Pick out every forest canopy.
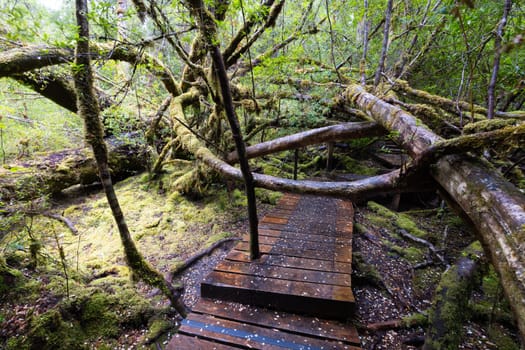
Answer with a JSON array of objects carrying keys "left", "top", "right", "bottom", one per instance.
[{"left": 1, "top": 0, "right": 525, "bottom": 348}]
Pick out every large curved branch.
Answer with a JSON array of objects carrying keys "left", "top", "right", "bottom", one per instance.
[
  {"left": 227, "top": 121, "right": 385, "bottom": 163},
  {"left": 171, "top": 98, "right": 417, "bottom": 202},
  {"left": 0, "top": 46, "right": 73, "bottom": 77},
  {"left": 0, "top": 44, "right": 181, "bottom": 96},
  {"left": 13, "top": 72, "right": 79, "bottom": 113}
]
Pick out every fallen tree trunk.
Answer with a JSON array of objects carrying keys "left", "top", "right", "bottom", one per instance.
[
  {"left": 345, "top": 84, "right": 525, "bottom": 341},
  {"left": 227, "top": 121, "right": 385, "bottom": 163},
  {"left": 171, "top": 91, "right": 430, "bottom": 201},
  {"left": 0, "top": 138, "right": 147, "bottom": 202}
]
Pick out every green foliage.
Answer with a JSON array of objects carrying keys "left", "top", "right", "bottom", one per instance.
[{"left": 0, "top": 81, "right": 82, "bottom": 161}]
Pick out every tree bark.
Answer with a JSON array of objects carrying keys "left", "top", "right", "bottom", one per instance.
[
  {"left": 226, "top": 121, "right": 385, "bottom": 163},
  {"left": 487, "top": 0, "right": 513, "bottom": 119},
  {"left": 0, "top": 138, "right": 147, "bottom": 201},
  {"left": 188, "top": 0, "right": 261, "bottom": 260},
  {"left": 345, "top": 83, "right": 525, "bottom": 341}
]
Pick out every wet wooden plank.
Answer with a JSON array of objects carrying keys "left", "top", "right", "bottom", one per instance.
[
  {"left": 259, "top": 228, "right": 352, "bottom": 244},
  {"left": 181, "top": 312, "right": 361, "bottom": 350},
  {"left": 226, "top": 250, "right": 352, "bottom": 274},
  {"left": 201, "top": 271, "right": 354, "bottom": 319},
  {"left": 192, "top": 298, "right": 361, "bottom": 345},
  {"left": 241, "top": 234, "right": 349, "bottom": 252},
  {"left": 260, "top": 216, "right": 288, "bottom": 225},
  {"left": 213, "top": 259, "right": 351, "bottom": 286},
  {"left": 234, "top": 241, "right": 352, "bottom": 263}
]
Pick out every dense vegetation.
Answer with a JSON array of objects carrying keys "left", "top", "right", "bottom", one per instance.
[{"left": 0, "top": 0, "right": 524, "bottom": 348}]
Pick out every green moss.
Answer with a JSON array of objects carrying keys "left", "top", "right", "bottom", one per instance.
[
  {"left": 488, "top": 326, "right": 520, "bottom": 350},
  {"left": 204, "top": 231, "right": 233, "bottom": 247},
  {"left": 367, "top": 213, "right": 392, "bottom": 229},
  {"left": 353, "top": 222, "right": 368, "bottom": 234},
  {"left": 255, "top": 188, "right": 282, "bottom": 205},
  {"left": 367, "top": 201, "right": 428, "bottom": 238},
  {"left": 463, "top": 119, "right": 515, "bottom": 134},
  {"left": 390, "top": 245, "right": 425, "bottom": 263},
  {"left": 145, "top": 318, "right": 174, "bottom": 344},
  {"left": 401, "top": 312, "right": 428, "bottom": 327},
  {"left": 339, "top": 155, "right": 378, "bottom": 175},
  {"left": 0, "top": 256, "right": 24, "bottom": 294}
]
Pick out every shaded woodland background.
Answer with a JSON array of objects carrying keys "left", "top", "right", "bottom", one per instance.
[{"left": 0, "top": 0, "right": 524, "bottom": 349}]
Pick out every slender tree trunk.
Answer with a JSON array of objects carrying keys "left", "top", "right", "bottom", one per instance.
[
  {"left": 188, "top": 0, "right": 260, "bottom": 260},
  {"left": 487, "top": 0, "right": 512, "bottom": 119},
  {"left": 73, "top": 0, "right": 187, "bottom": 317},
  {"left": 360, "top": 0, "right": 369, "bottom": 86},
  {"left": 374, "top": 0, "right": 393, "bottom": 87}
]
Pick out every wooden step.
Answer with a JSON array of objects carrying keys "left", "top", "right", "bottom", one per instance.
[{"left": 169, "top": 298, "right": 361, "bottom": 350}]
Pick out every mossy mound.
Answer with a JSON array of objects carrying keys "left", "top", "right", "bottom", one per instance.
[
  {"left": 1, "top": 166, "right": 261, "bottom": 348},
  {"left": 7, "top": 282, "right": 170, "bottom": 350},
  {"left": 367, "top": 201, "right": 428, "bottom": 238}
]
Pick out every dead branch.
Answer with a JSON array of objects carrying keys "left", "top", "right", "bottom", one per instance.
[
  {"left": 227, "top": 121, "right": 385, "bottom": 163},
  {"left": 171, "top": 237, "right": 240, "bottom": 277},
  {"left": 397, "top": 229, "right": 445, "bottom": 265}
]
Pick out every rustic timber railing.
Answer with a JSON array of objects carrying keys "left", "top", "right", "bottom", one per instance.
[{"left": 168, "top": 194, "right": 361, "bottom": 349}]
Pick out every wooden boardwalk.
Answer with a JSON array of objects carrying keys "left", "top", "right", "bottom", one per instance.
[{"left": 168, "top": 194, "right": 360, "bottom": 349}]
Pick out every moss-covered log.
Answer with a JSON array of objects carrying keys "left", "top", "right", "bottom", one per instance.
[
  {"left": 345, "top": 84, "right": 525, "bottom": 341},
  {"left": 423, "top": 242, "right": 485, "bottom": 349},
  {"left": 0, "top": 43, "right": 180, "bottom": 98},
  {"left": 227, "top": 121, "right": 385, "bottom": 163},
  {"left": 0, "top": 138, "right": 147, "bottom": 201}
]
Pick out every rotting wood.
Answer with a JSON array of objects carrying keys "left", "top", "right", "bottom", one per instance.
[
  {"left": 423, "top": 242, "right": 485, "bottom": 350},
  {"left": 345, "top": 83, "right": 525, "bottom": 341},
  {"left": 0, "top": 137, "right": 147, "bottom": 202}
]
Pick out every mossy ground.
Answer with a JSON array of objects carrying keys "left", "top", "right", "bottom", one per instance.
[{"left": 0, "top": 166, "right": 279, "bottom": 349}]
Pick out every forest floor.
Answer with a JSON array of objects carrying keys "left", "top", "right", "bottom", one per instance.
[{"left": 0, "top": 167, "right": 521, "bottom": 349}]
